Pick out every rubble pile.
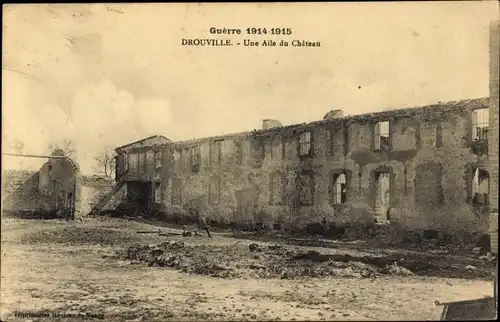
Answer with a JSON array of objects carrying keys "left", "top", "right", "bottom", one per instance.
[
  {"left": 123, "top": 241, "right": 235, "bottom": 278},
  {"left": 120, "top": 241, "right": 418, "bottom": 280}
]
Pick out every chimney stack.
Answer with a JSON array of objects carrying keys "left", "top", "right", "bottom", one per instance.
[
  {"left": 262, "top": 119, "right": 283, "bottom": 130},
  {"left": 323, "top": 109, "right": 344, "bottom": 120}
]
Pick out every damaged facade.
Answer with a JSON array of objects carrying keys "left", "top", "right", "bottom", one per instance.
[
  {"left": 2, "top": 150, "right": 82, "bottom": 219},
  {"left": 112, "top": 135, "right": 174, "bottom": 215},
  {"left": 114, "top": 98, "right": 492, "bottom": 236}
]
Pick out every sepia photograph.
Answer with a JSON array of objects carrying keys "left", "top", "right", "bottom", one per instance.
[{"left": 1, "top": 2, "right": 499, "bottom": 321}]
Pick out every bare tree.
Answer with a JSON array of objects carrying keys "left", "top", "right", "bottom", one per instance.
[
  {"left": 48, "top": 140, "right": 76, "bottom": 158},
  {"left": 94, "top": 146, "right": 116, "bottom": 179}
]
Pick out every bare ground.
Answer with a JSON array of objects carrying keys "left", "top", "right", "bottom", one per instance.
[{"left": 1, "top": 216, "right": 496, "bottom": 321}]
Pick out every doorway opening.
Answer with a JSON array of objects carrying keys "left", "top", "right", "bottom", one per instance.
[
  {"left": 374, "top": 171, "right": 390, "bottom": 222},
  {"left": 126, "top": 181, "right": 153, "bottom": 215}
]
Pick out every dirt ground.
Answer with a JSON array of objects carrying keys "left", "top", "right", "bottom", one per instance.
[{"left": 1, "top": 216, "right": 496, "bottom": 321}]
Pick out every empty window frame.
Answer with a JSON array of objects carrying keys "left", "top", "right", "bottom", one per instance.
[
  {"left": 271, "top": 137, "right": 284, "bottom": 160},
  {"left": 209, "top": 176, "right": 221, "bottom": 205},
  {"left": 171, "top": 177, "right": 182, "bottom": 205},
  {"left": 472, "top": 168, "right": 489, "bottom": 206},
  {"left": 332, "top": 133, "right": 345, "bottom": 157},
  {"left": 191, "top": 145, "right": 200, "bottom": 166},
  {"left": 421, "top": 123, "right": 437, "bottom": 148},
  {"left": 122, "top": 184, "right": 128, "bottom": 201},
  {"left": 154, "top": 151, "right": 162, "bottom": 179},
  {"left": 332, "top": 172, "right": 347, "bottom": 204},
  {"left": 299, "top": 131, "right": 312, "bottom": 156},
  {"left": 128, "top": 153, "right": 138, "bottom": 176},
  {"left": 374, "top": 121, "right": 390, "bottom": 151},
  {"left": 472, "top": 108, "right": 489, "bottom": 141},
  {"left": 123, "top": 154, "right": 129, "bottom": 172},
  {"left": 138, "top": 152, "right": 148, "bottom": 175},
  {"left": 234, "top": 141, "right": 243, "bottom": 165},
  {"left": 374, "top": 171, "right": 391, "bottom": 221},
  {"left": 155, "top": 151, "right": 162, "bottom": 169},
  {"left": 250, "top": 138, "right": 265, "bottom": 167},
  {"left": 211, "top": 140, "right": 223, "bottom": 165},
  {"left": 146, "top": 151, "right": 155, "bottom": 169}
]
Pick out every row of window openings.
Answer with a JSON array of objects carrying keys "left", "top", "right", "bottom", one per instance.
[
  {"left": 182, "top": 110, "right": 490, "bottom": 166},
  {"left": 170, "top": 168, "right": 489, "bottom": 208},
  {"left": 170, "top": 172, "right": 367, "bottom": 207},
  {"left": 122, "top": 109, "right": 489, "bottom": 174},
  {"left": 372, "top": 109, "right": 489, "bottom": 151},
  {"left": 125, "top": 152, "right": 163, "bottom": 175}
]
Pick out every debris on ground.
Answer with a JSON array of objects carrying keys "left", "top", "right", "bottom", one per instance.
[
  {"left": 20, "top": 226, "right": 143, "bottom": 246},
  {"left": 249, "top": 243, "right": 263, "bottom": 252},
  {"left": 119, "top": 240, "right": 493, "bottom": 280},
  {"left": 16, "top": 222, "right": 494, "bottom": 281}
]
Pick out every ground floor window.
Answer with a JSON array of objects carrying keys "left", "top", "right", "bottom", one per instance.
[
  {"left": 374, "top": 171, "right": 390, "bottom": 222},
  {"left": 209, "top": 176, "right": 221, "bottom": 205},
  {"left": 171, "top": 177, "right": 182, "bottom": 205},
  {"left": 472, "top": 167, "right": 489, "bottom": 207},
  {"left": 332, "top": 172, "right": 347, "bottom": 204}
]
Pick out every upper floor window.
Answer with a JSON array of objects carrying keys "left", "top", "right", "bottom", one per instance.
[
  {"left": 155, "top": 151, "right": 162, "bottom": 169},
  {"left": 139, "top": 152, "right": 148, "bottom": 174},
  {"left": 155, "top": 151, "right": 162, "bottom": 179},
  {"left": 271, "top": 137, "right": 284, "bottom": 160},
  {"left": 234, "top": 141, "right": 243, "bottom": 165},
  {"left": 123, "top": 154, "right": 129, "bottom": 172},
  {"left": 421, "top": 123, "right": 437, "bottom": 148},
  {"left": 331, "top": 131, "right": 346, "bottom": 159},
  {"left": 472, "top": 108, "right": 489, "bottom": 141},
  {"left": 299, "top": 131, "right": 312, "bottom": 156},
  {"left": 128, "top": 153, "right": 138, "bottom": 176},
  {"left": 191, "top": 145, "right": 200, "bottom": 166},
  {"left": 374, "top": 121, "right": 390, "bottom": 151},
  {"left": 211, "top": 140, "right": 223, "bottom": 165}
]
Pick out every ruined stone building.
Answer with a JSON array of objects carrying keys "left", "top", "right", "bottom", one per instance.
[
  {"left": 110, "top": 135, "right": 174, "bottom": 215},
  {"left": 113, "top": 98, "right": 493, "bottom": 236},
  {"left": 2, "top": 150, "right": 82, "bottom": 219}
]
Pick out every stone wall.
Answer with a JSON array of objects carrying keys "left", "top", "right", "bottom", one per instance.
[
  {"left": 160, "top": 98, "right": 490, "bottom": 236},
  {"left": 1, "top": 170, "right": 43, "bottom": 213},
  {"left": 2, "top": 154, "right": 81, "bottom": 219}
]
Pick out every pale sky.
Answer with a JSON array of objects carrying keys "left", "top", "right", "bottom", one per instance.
[{"left": 2, "top": 2, "right": 499, "bottom": 174}]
